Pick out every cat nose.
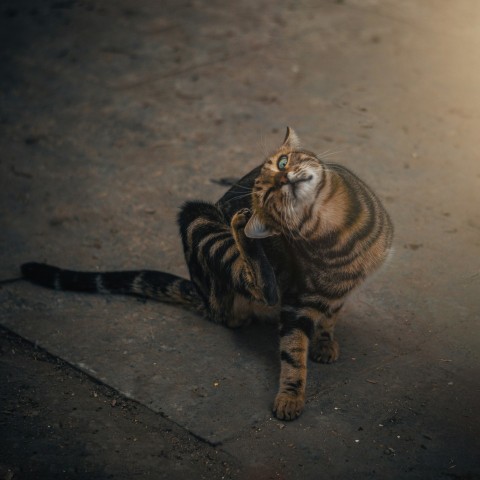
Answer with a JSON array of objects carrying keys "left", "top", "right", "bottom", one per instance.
[{"left": 279, "top": 174, "right": 289, "bottom": 185}]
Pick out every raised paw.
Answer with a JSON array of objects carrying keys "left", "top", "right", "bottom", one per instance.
[
  {"left": 231, "top": 208, "right": 252, "bottom": 230},
  {"left": 309, "top": 339, "right": 340, "bottom": 364},
  {"left": 273, "top": 393, "right": 305, "bottom": 421}
]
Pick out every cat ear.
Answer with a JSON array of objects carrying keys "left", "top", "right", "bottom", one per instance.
[
  {"left": 282, "top": 126, "right": 301, "bottom": 150},
  {"left": 244, "top": 214, "right": 277, "bottom": 238}
]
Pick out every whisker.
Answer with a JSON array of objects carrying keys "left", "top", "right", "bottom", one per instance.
[
  {"left": 317, "top": 149, "right": 345, "bottom": 160},
  {"left": 221, "top": 192, "right": 253, "bottom": 204},
  {"left": 324, "top": 163, "right": 346, "bottom": 170},
  {"left": 226, "top": 191, "right": 252, "bottom": 200},
  {"left": 226, "top": 184, "right": 252, "bottom": 191}
]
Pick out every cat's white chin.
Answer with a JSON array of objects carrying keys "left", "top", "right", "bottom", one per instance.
[{"left": 289, "top": 173, "right": 318, "bottom": 204}]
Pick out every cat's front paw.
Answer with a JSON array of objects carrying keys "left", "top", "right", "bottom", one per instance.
[
  {"left": 309, "top": 339, "right": 340, "bottom": 364},
  {"left": 273, "top": 393, "right": 305, "bottom": 421},
  {"left": 231, "top": 208, "right": 252, "bottom": 230}
]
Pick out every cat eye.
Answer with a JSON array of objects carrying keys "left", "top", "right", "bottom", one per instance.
[{"left": 277, "top": 155, "right": 288, "bottom": 170}]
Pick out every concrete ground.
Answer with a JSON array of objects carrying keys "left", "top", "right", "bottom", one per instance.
[{"left": 1, "top": 0, "right": 480, "bottom": 478}]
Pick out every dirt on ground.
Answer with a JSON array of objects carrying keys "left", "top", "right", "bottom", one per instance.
[{"left": 0, "top": 326, "right": 241, "bottom": 480}]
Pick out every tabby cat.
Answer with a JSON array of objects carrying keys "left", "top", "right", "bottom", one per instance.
[{"left": 21, "top": 128, "right": 393, "bottom": 420}]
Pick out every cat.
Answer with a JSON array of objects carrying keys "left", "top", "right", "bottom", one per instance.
[{"left": 21, "top": 127, "right": 393, "bottom": 420}]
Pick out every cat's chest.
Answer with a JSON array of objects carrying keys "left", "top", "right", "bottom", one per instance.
[
  {"left": 263, "top": 239, "right": 342, "bottom": 294},
  {"left": 294, "top": 262, "right": 324, "bottom": 290},
  {"left": 289, "top": 251, "right": 343, "bottom": 291}
]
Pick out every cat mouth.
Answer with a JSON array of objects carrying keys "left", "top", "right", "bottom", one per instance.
[
  {"left": 285, "top": 175, "right": 313, "bottom": 198},
  {"left": 262, "top": 175, "right": 313, "bottom": 204},
  {"left": 289, "top": 175, "right": 313, "bottom": 186}
]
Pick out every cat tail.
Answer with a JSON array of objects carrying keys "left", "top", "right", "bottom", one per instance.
[{"left": 21, "top": 262, "right": 205, "bottom": 314}]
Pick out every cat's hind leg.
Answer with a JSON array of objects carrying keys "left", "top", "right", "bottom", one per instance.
[
  {"left": 230, "top": 208, "right": 278, "bottom": 306},
  {"left": 178, "top": 202, "right": 278, "bottom": 325}
]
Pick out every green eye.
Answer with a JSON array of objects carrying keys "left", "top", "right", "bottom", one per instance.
[{"left": 277, "top": 155, "right": 288, "bottom": 170}]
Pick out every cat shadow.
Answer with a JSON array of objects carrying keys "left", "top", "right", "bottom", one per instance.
[
  {"left": 223, "top": 301, "right": 393, "bottom": 382},
  {"left": 228, "top": 321, "right": 280, "bottom": 373}
]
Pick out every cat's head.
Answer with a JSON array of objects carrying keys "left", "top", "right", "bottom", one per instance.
[{"left": 245, "top": 127, "right": 326, "bottom": 239}]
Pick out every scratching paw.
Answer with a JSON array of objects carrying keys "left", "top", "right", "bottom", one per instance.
[
  {"left": 231, "top": 208, "right": 252, "bottom": 230},
  {"left": 273, "top": 393, "right": 305, "bottom": 421},
  {"left": 310, "top": 339, "right": 340, "bottom": 364}
]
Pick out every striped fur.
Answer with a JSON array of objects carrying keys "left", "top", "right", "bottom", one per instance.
[
  {"left": 21, "top": 263, "right": 205, "bottom": 313},
  {"left": 21, "top": 127, "right": 393, "bottom": 421},
  {"left": 237, "top": 127, "right": 393, "bottom": 420}
]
